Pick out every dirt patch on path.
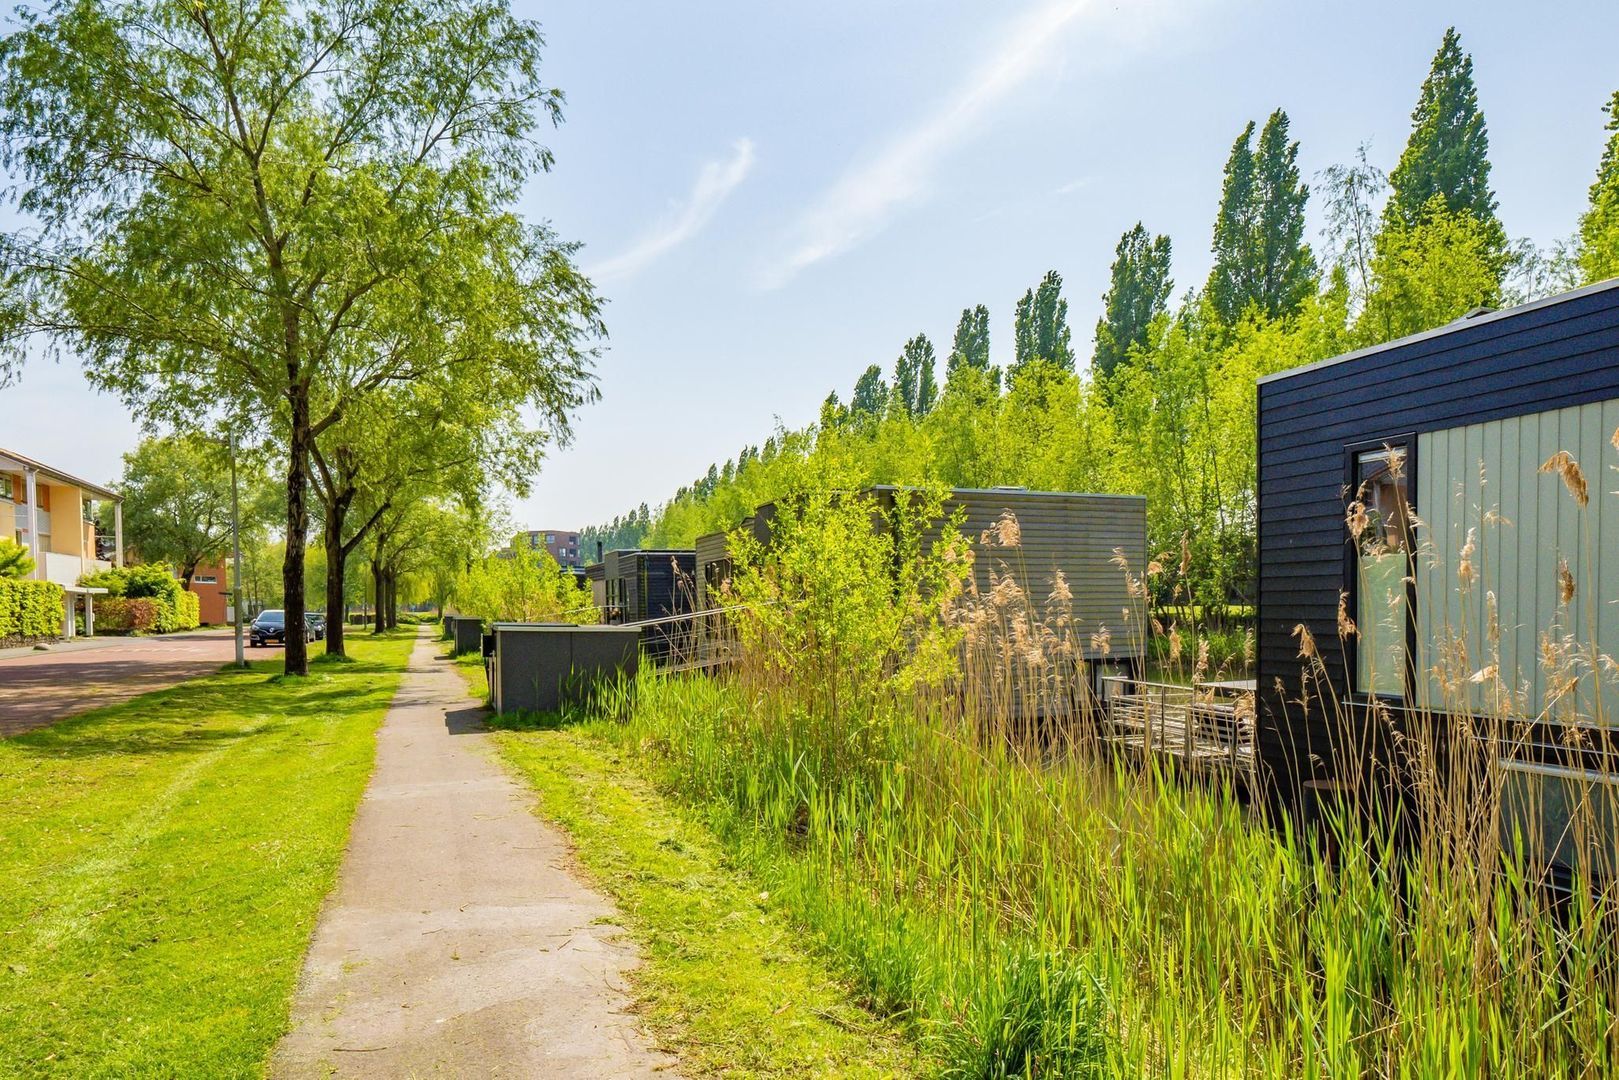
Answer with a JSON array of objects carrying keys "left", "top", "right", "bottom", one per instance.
[{"left": 271, "top": 630, "right": 675, "bottom": 1079}]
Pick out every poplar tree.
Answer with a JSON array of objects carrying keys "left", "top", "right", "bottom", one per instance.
[
  {"left": 1093, "top": 223, "right": 1173, "bottom": 380},
  {"left": 1384, "top": 28, "right": 1506, "bottom": 261},
  {"left": 1579, "top": 90, "right": 1619, "bottom": 284},
  {"left": 1206, "top": 111, "right": 1316, "bottom": 324},
  {"left": 890, "top": 334, "right": 938, "bottom": 418},
  {"left": 946, "top": 304, "right": 994, "bottom": 392},
  {"left": 850, "top": 364, "right": 888, "bottom": 418},
  {"left": 1011, "top": 270, "right": 1073, "bottom": 375}
]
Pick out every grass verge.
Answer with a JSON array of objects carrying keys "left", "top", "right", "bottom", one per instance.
[
  {"left": 493, "top": 723, "right": 927, "bottom": 1078},
  {"left": 0, "top": 630, "right": 415, "bottom": 1078}
]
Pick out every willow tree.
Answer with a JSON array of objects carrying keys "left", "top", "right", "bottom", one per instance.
[{"left": 0, "top": 0, "right": 601, "bottom": 674}]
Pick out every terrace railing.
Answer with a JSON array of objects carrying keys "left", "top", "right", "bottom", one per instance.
[{"left": 1100, "top": 675, "right": 1257, "bottom": 774}]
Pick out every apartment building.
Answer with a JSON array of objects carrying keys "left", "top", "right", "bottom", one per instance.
[{"left": 1, "top": 446, "right": 123, "bottom": 586}]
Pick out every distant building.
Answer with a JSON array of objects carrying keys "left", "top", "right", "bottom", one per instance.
[
  {"left": 187, "top": 561, "right": 233, "bottom": 625},
  {"left": 517, "top": 528, "right": 583, "bottom": 568}
]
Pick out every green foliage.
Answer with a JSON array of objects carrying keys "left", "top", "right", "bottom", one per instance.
[
  {"left": 1358, "top": 198, "right": 1502, "bottom": 342},
  {"left": 1384, "top": 27, "right": 1507, "bottom": 266},
  {"left": 1206, "top": 110, "right": 1317, "bottom": 325},
  {"left": 890, "top": 333, "right": 938, "bottom": 418},
  {"left": 1092, "top": 222, "right": 1173, "bottom": 380},
  {"left": 947, "top": 303, "right": 994, "bottom": 390},
  {"left": 113, "top": 434, "right": 271, "bottom": 585},
  {"left": 0, "top": 0, "right": 602, "bottom": 676},
  {"left": 1011, "top": 269, "right": 1073, "bottom": 375},
  {"left": 0, "top": 537, "right": 35, "bottom": 579},
  {"left": 1579, "top": 90, "right": 1619, "bottom": 283},
  {"left": 849, "top": 363, "right": 889, "bottom": 419},
  {"left": 80, "top": 564, "right": 199, "bottom": 631},
  {"left": 723, "top": 472, "right": 970, "bottom": 718},
  {"left": 454, "top": 548, "right": 596, "bottom": 624},
  {"left": 0, "top": 577, "right": 62, "bottom": 640}
]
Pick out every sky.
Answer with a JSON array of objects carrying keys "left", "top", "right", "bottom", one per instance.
[{"left": 4, "top": 0, "right": 1617, "bottom": 532}]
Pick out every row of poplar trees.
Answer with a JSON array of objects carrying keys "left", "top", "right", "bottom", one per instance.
[{"left": 630, "top": 28, "right": 1619, "bottom": 612}]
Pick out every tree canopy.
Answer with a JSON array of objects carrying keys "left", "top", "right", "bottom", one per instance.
[
  {"left": 1093, "top": 223, "right": 1173, "bottom": 380},
  {"left": 1384, "top": 28, "right": 1506, "bottom": 266},
  {"left": 114, "top": 433, "right": 273, "bottom": 586},
  {"left": 0, "top": 0, "right": 602, "bottom": 673},
  {"left": 1206, "top": 111, "right": 1316, "bottom": 325},
  {"left": 1580, "top": 90, "right": 1619, "bottom": 284},
  {"left": 1011, "top": 270, "right": 1074, "bottom": 375}
]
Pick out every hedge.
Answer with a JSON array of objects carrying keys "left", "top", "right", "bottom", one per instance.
[
  {"left": 0, "top": 578, "right": 64, "bottom": 643},
  {"left": 95, "top": 597, "right": 164, "bottom": 634},
  {"left": 79, "top": 564, "right": 201, "bottom": 633}
]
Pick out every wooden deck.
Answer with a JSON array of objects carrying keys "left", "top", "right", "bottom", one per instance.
[{"left": 1101, "top": 676, "right": 1258, "bottom": 773}]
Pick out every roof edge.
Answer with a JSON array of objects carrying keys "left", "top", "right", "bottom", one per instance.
[
  {"left": 1257, "top": 277, "right": 1619, "bottom": 387},
  {"left": 0, "top": 446, "right": 122, "bottom": 501}
]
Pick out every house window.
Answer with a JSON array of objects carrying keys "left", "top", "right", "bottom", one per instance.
[
  {"left": 195, "top": 575, "right": 219, "bottom": 585},
  {"left": 0, "top": 475, "right": 12, "bottom": 501},
  {"left": 1352, "top": 444, "right": 1413, "bottom": 697}
]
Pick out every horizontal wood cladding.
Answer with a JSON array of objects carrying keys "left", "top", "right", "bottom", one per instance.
[
  {"left": 602, "top": 549, "right": 697, "bottom": 623},
  {"left": 694, "top": 488, "right": 1147, "bottom": 659},
  {"left": 1256, "top": 281, "right": 1619, "bottom": 797}
]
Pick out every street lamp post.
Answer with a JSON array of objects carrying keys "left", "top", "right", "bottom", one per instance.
[{"left": 228, "top": 429, "right": 246, "bottom": 668}]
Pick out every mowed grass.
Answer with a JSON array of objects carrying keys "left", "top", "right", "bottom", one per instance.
[
  {"left": 0, "top": 630, "right": 415, "bottom": 1078},
  {"left": 493, "top": 723, "right": 926, "bottom": 1079}
]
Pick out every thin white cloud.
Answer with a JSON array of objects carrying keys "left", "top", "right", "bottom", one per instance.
[
  {"left": 760, "top": 1, "right": 1097, "bottom": 288},
  {"left": 589, "top": 138, "right": 756, "bottom": 283}
]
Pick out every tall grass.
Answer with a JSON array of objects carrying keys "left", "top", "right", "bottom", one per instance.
[{"left": 572, "top": 451, "right": 1619, "bottom": 1076}]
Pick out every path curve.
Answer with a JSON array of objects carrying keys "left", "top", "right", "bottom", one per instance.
[{"left": 271, "top": 629, "right": 673, "bottom": 1078}]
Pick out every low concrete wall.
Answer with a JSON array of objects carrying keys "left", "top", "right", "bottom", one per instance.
[{"left": 491, "top": 623, "right": 640, "bottom": 714}]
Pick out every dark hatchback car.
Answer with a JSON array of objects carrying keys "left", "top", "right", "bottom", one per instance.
[{"left": 249, "top": 609, "right": 313, "bottom": 647}]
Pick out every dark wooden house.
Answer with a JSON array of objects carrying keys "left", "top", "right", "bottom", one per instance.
[
  {"left": 600, "top": 548, "right": 697, "bottom": 625},
  {"left": 1256, "top": 280, "right": 1619, "bottom": 868}
]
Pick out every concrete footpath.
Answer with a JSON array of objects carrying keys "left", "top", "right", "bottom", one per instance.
[{"left": 272, "top": 630, "right": 673, "bottom": 1078}]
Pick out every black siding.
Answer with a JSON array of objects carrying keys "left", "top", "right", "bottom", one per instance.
[{"left": 1256, "top": 280, "right": 1619, "bottom": 799}]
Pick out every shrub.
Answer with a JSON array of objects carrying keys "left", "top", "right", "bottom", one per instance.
[
  {"left": 174, "top": 590, "right": 200, "bottom": 630},
  {"left": 0, "top": 578, "right": 63, "bottom": 642},
  {"left": 0, "top": 538, "right": 36, "bottom": 579},
  {"left": 95, "top": 597, "right": 164, "bottom": 634},
  {"left": 79, "top": 564, "right": 197, "bottom": 632}
]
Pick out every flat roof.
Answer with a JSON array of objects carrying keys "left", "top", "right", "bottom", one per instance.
[
  {"left": 867, "top": 484, "right": 1145, "bottom": 502},
  {"left": 491, "top": 622, "right": 639, "bottom": 632},
  {"left": 1257, "top": 276, "right": 1619, "bottom": 386},
  {"left": 0, "top": 446, "right": 121, "bottom": 501}
]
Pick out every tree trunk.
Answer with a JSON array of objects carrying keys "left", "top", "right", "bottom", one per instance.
[
  {"left": 282, "top": 391, "right": 310, "bottom": 676},
  {"left": 385, "top": 568, "right": 398, "bottom": 629},
  {"left": 372, "top": 558, "right": 385, "bottom": 634},
  {"left": 323, "top": 508, "right": 348, "bottom": 657}
]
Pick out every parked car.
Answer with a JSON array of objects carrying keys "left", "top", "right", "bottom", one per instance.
[
  {"left": 249, "top": 609, "right": 313, "bottom": 647},
  {"left": 306, "top": 612, "right": 326, "bottom": 641}
]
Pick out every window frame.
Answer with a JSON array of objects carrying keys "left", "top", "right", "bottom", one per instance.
[{"left": 1343, "top": 434, "right": 1419, "bottom": 703}]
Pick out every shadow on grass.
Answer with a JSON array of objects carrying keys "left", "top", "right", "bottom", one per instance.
[{"left": 6, "top": 659, "right": 402, "bottom": 759}]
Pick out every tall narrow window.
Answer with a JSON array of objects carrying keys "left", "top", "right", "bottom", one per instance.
[{"left": 1354, "top": 446, "right": 1412, "bottom": 697}]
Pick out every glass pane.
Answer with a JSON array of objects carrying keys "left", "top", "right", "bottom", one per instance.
[{"left": 1355, "top": 447, "right": 1410, "bottom": 696}]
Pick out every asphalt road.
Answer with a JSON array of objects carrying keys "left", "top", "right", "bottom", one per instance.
[{"left": 0, "top": 628, "right": 243, "bottom": 736}]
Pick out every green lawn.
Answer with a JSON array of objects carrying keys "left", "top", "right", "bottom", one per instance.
[
  {"left": 0, "top": 631, "right": 414, "bottom": 1078},
  {"left": 494, "top": 724, "right": 925, "bottom": 1078}
]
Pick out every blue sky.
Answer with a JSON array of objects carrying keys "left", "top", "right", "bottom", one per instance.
[{"left": 5, "top": 0, "right": 1617, "bottom": 531}]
